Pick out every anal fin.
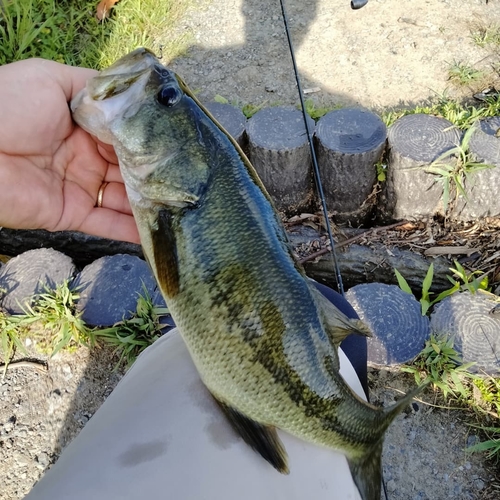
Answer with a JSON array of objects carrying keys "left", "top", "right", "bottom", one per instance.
[{"left": 212, "top": 395, "right": 289, "bottom": 474}]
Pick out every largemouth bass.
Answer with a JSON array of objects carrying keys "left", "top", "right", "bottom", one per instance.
[{"left": 71, "top": 48, "right": 422, "bottom": 500}]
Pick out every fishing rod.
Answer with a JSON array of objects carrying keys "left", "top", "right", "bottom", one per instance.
[
  {"left": 277, "top": 0, "right": 368, "bottom": 296},
  {"left": 277, "top": 2, "right": 393, "bottom": 499}
]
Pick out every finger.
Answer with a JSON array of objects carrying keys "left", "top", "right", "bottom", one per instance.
[
  {"left": 49, "top": 62, "right": 98, "bottom": 101},
  {"left": 97, "top": 181, "right": 133, "bottom": 215},
  {"left": 80, "top": 209, "right": 140, "bottom": 244},
  {"left": 103, "top": 164, "right": 125, "bottom": 184},
  {"left": 97, "top": 141, "right": 119, "bottom": 164}
]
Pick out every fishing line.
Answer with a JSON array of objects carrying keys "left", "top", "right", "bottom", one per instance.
[
  {"left": 478, "top": 323, "right": 500, "bottom": 368},
  {"left": 278, "top": 0, "right": 345, "bottom": 296}
]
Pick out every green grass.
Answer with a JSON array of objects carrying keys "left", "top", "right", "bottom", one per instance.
[
  {"left": 474, "top": 377, "right": 500, "bottom": 417},
  {"left": 470, "top": 22, "right": 500, "bottom": 48},
  {"left": 212, "top": 95, "right": 268, "bottom": 119},
  {"left": 93, "top": 287, "right": 171, "bottom": 368},
  {"left": 0, "top": 281, "right": 171, "bottom": 369},
  {"left": 394, "top": 260, "right": 489, "bottom": 316},
  {"left": 396, "top": 262, "right": 500, "bottom": 463},
  {"left": 1, "top": 310, "right": 32, "bottom": 369},
  {"left": 402, "top": 335, "right": 500, "bottom": 463},
  {"left": 467, "top": 427, "right": 500, "bottom": 463},
  {"left": 448, "top": 61, "right": 486, "bottom": 87},
  {"left": 22, "top": 281, "right": 95, "bottom": 355},
  {"left": 395, "top": 263, "right": 436, "bottom": 316},
  {"left": 0, "top": 0, "right": 192, "bottom": 68},
  {"left": 382, "top": 95, "right": 500, "bottom": 129},
  {"left": 0, "top": 281, "right": 90, "bottom": 367},
  {"left": 424, "top": 125, "right": 495, "bottom": 214},
  {"left": 92, "top": 0, "right": 192, "bottom": 68},
  {"left": 469, "top": 377, "right": 500, "bottom": 463},
  {"left": 302, "top": 99, "right": 340, "bottom": 120},
  {"left": 402, "top": 334, "right": 476, "bottom": 400}
]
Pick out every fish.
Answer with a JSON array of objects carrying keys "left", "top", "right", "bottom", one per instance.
[{"left": 71, "top": 48, "right": 424, "bottom": 500}]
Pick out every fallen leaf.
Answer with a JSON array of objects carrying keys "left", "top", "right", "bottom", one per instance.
[
  {"left": 97, "top": 0, "right": 120, "bottom": 20},
  {"left": 395, "top": 222, "right": 417, "bottom": 231}
]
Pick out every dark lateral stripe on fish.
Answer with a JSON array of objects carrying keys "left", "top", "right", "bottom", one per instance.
[
  {"left": 251, "top": 336, "right": 376, "bottom": 450},
  {"left": 152, "top": 209, "right": 180, "bottom": 298}
]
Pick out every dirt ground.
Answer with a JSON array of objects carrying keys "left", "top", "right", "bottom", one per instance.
[
  {"left": 1, "top": 1, "right": 500, "bottom": 499},
  {"left": 169, "top": 0, "right": 500, "bottom": 111}
]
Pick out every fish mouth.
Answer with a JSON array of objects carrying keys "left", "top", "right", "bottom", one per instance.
[
  {"left": 85, "top": 48, "right": 160, "bottom": 102},
  {"left": 105, "top": 47, "right": 158, "bottom": 73},
  {"left": 70, "top": 48, "right": 164, "bottom": 144},
  {"left": 73, "top": 47, "right": 179, "bottom": 108},
  {"left": 99, "top": 47, "right": 159, "bottom": 83}
]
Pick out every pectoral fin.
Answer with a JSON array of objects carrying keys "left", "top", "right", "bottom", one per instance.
[
  {"left": 151, "top": 209, "right": 179, "bottom": 299},
  {"left": 212, "top": 395, "right": 289, "bottom": 474},
  {"left": 310, "top": 285, "right": 372, "bottom": 347}
]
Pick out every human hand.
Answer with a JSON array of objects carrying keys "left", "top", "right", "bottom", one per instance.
[{"left": 0, "top": 58, "right": 140, "bottom": 244}]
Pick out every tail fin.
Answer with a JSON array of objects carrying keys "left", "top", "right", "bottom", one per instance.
[
  {"left": 381, "top": 381, "right": 428, "bottom": 431},
  {"left": 348, "top": 440, "right": 383, "bottom": 500},
  {"left": 348, "top": 382, "right": 428, "bottom": 500}
]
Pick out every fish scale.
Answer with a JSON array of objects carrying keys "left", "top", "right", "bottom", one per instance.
[{"left": 71, "top": 48, "right": 425, "bottom": 500}]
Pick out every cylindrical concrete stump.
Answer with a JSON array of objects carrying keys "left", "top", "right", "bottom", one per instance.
[
  {"left": 315, "top": 108, "right": 386, "bottom": 225},
  {"left": 246, "top": 107, "right": 315, "bottom": 214},
  {"left": 345, "top": 283, "right": 430, "bottom": 365},
  {"left": 469, "top": 116, "right": 500, "bottom": 166},
  {"left": 380, "top": 114, "right": 461, "bottom": 221},
  {"left": 0, "top": 248, "right": 76, "bottom": 314},
  {"left": 204, "top": 102, "right": 247, "bottom": 147},
  {"left": 73, "top": 254, "right": 163, "bottom": 326},
  {"left": 454, "top": 117, "right": 500, "bottom": 220},
  {"left": 431, "top": 291, "right": 500, "bottom": 374}
]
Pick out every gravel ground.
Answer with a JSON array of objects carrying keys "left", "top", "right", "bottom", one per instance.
[
  {"left": 2, "top": 0, "right": 500, "bottom": 499},
  {"left": 371, "top": 370, "right": 498, "bottom": 500},
  {"left": 1, "top": 347, "right": 125, "bottom": 500}
]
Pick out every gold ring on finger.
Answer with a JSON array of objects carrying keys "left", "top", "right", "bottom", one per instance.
[{"left": 97, "top": 182, "right": 109, "bottom": 208}]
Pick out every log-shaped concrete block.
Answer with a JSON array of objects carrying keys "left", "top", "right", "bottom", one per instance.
[
  {"left": 246, "top": 107, "right": 315, "bottom": 214},
  {"left": 0, "top": 248, "right": 75, "bottom": 314},
  {"left": 454, "top": 117, "right": 500, "bottom": 219},
  {"left": 346, "top": 283, "right": 430, "bottom": 365},
  {"left": 315, "top": 108, "right": 386, "bottom": 225},
  {"left": 431, "top": 291, "right": 500, "bottom": 374},
  {"left": 469, "top": 116, "right": 500, "bottom": 166},
  {"left": 73, "top": 254, "right": 165, "bottom": 326},
  {"left": 381, "top": 114, "right": 460, "bottom": 221},
  {"left": 0, "top": 229, "right": 142, "bottom": 268},
  {"left": 204, "top": 102, "right": 247, "bottom": 147}
]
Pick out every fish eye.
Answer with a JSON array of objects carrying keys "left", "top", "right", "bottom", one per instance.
[{"left": 157, "top": 85, "right": 181, "bottom": 107}]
